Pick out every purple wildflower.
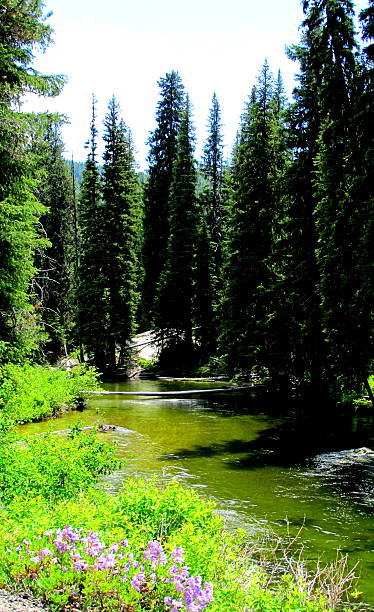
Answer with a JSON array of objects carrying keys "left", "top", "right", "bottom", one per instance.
[
  {"left": 74, "top": 560, "right": 88, "bottom": 572},
  {"left": 130, "top": 571, "right": 146, "bottom": 592},
  {"left": 144, "top": 540, "right": 167, "bottom": 566},
  {"left": 39, "top": 548, "right": 53, "bottom": 558},
  {"left": 171, "top": 547, "right": 185, "bottom": 564}
]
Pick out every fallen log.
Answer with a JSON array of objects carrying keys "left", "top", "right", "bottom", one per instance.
[{"left": 83, "top": 386, "right": 263, "bottom": 397}]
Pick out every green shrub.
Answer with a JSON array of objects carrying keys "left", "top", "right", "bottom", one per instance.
[
  {"left": 0, "top": 481, "right": 336, "bottom": 611},
  {"left": 0, "top": 429, "right": 119, "bottom": 503},
  {"left": 138, "top": 357, "right": 158, "bottom": 373},
  {"left": 0, "top": 362, "right": 100, "bottom": 425}
]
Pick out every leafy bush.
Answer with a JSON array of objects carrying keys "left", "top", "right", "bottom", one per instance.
[
  {"left": 0, "top": 362, "right": 100, "bottom": 425},
  {"left": 0, "top": 429, "right": 119, "bottom": 503},
  {"left": 138, "top": 358, "right": 158, "bottom": 373},
  {"left": 0, "top": 481, "right": 335, "bottom": 611}
]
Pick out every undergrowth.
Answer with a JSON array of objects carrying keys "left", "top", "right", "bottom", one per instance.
[
  {"left": 0, "top": 362, "right": 100, "bottom": 424},
  {"left": 0, "top": 363, "right": 364, "bottom": 611}
]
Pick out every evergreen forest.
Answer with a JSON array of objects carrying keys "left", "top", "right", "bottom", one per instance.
[{"left": 1, "top": 0, "right": 373, "bottom": 407}]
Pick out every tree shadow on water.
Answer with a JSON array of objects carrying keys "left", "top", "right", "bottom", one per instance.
[{"left": 158, "top": 410, "right": 374, "bottom": 471}]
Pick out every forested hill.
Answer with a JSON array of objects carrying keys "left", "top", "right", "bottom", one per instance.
[{"left": 0, "top": 0, "right": 373, "bottom": 407}]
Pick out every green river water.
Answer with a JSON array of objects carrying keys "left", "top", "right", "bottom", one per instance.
[{"left": 21, "top": 379, "right": 374, "bottom": 607}]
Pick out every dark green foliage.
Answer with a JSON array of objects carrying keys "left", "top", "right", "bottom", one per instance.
[
  {"left": 201, "top": 92, "right": 224, "bottom": 281},
  {"left": 0, "top": 0, "right": 65, "bottom": 363},
  {"left": 220, "top": 62, "right": 289, "bottom": 379},
  {"left": 310, "top": 0, "right": 373, "bottom": 395},
  {"left": 193, "top": 212, "right": 216, "bottom": 362},
  {"left": 34, "top": 117, "right": 75, "bottom": 361},
  {"left": 78, "top": 97, "right": 142, "bottom": 372},
  {"left": 142, "top": 71, "right": 185, "bottom": 329},
  {"left": 194, "top": 94, "right": 224, "bottom": 359},
  {"left": 156, "top": 97, "right": 198, "bottom": 367},
  {"left": 101, "top": 96, "right": 142, "bottom": 370},
  {"left": 77, "top": 96, "right": 107, "bottom": 369}
]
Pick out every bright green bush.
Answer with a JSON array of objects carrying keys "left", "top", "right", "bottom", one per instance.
[
  {"left": 0, "top": 429, "right": 119, "bottom": 503},
  {"left": 0, "top": 482, "right": 334, "bottom": 611},
  {"left": 0, "top": 362, "right": 100, "bottom": 424}
]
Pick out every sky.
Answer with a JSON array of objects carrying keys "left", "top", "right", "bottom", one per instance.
[{"left": 23, "top": 0, "right": 367, "bottom": 169}]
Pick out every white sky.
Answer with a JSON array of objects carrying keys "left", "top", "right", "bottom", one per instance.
[{"left": 23, "top": 0, "right": 367, "bottom": 169}]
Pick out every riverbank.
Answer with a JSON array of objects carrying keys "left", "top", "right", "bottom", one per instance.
[{"left": 0, "top": 365, "right": 367, "bottom": 610}]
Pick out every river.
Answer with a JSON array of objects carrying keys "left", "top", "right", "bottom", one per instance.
[{"left": 21, "top": 378, "right": 374, "bottom": 607}]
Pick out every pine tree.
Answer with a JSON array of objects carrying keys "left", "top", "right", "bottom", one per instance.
[
  {"left": 34, "top": 117, "right": 75, "bottom": 361},
  {"left": 220, "top": 61, "right": 289, "bottom": 379},
  {"left": 201, "top": 92, "right": 224, "bottom": 277},
  {"left": 142, "top": 71, "right": 185, "bottom": 328},
  {"left": 77, "top": 96, "right": 107, "bottom": 370},
  {"left": 194, "top": 93, "right": 224, "bottom": 360},
  {"left": 309, "top": 0, "right": 373, "bottom": 397},
  {"left": 101, "top": 96, "right": 142, "bottom": 371},
  {"left": 156, "top": 96, "right": 198, "bottom": 369},
  {"left": 360, "top": 0, "right": 374, "bottom": 61},
  {"left": 0, "top": 0, "right": 64, "bottom": 363},
  {"left": 78, "top": 96, "right": 142, "bottom": 372},
  {"left": 284, "top": 8, "right": 331, "bottom": 391}
]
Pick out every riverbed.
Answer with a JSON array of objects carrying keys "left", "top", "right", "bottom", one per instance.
[{"left": 21, "top": 378, "right": 374, "bottom": 606}]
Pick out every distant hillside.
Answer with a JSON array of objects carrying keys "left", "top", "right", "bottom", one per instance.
[{"left": 70, "top": 160, "right": 85, "bottom": 185}]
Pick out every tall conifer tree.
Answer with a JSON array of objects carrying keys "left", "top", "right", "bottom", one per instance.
[
  {"left": 0, "top": 0, "right": 64, "bottom": 363},
  {"left": 77, "top": 96, "right": 107, "bottom": 369},
  {"left": 220, "top": 61, "right": 289, "bottom": 378},
  {"left": 35, "top": 118, "right": 75, "bottom": 360},
  {"left": 194, "top": 93, "right": 224, "bottom": 359},
  {"left": 156, "top": 96, "right": 198, "bottom": 367},
  {"left": 101, "top": 96, "right": 142, "bottom": 370},
  {"left": 309, "top": 0, "right": 372, "bottom": 397},
  {"left": 142, "top": 71, "right": 185, "bottom": 328},
  {"left": 78, "top": 96, "right": 142, "bottom": 372}
]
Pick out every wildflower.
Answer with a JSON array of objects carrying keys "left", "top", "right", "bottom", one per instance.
[
  {"left": 96, "top": 553, "right": 116, "bottom": 570},
  {"left": 198, "top": 582, "right": 214, "bottom": 605},
  {"left": 74, "top": 560, "right": 88, "bottom": 572},
  {"left": 30, "top": 556, "right": 40, "bottom": 563},
  {"left": 144, "top": 540, "right": 167, "bottom": 566},
  {"left": 171, "top": 547, "right": 185, "bottom": 564},
  {"left": 164, "top": 597, "right": 184, "bottom": 611},
  {"left": 130, "top": 571, "right": 146, "bottom": 592},
  {"left": 39, "top": 548, "right": 53, "bottom": 558},
  {"left": 120, "top": 538, "right": 129, "bottom": 547},
  {"left": 109, "top": 543, "right": 119, "bottom": 553}
]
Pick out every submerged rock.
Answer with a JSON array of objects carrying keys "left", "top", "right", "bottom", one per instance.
[
  {"left": 314, "top": 447, "right": 374, "bottom": 469},
  {"left": 310, "top": 447, "right": 374, "bottom": 510}
]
